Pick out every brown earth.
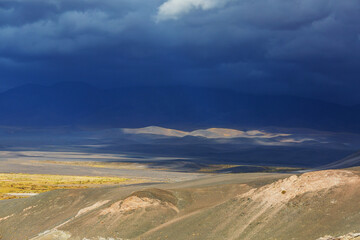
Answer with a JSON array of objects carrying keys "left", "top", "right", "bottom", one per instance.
[{"left": 1, "top": 169, "right": 360, "bottom": 240}]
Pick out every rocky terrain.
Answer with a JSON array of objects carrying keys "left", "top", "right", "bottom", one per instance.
[
  {"left": 1, "top": 168, "right": 360, "bottom": 240},
  {"left": 317, "top": 232, "right": 360, "bottom": 240}
]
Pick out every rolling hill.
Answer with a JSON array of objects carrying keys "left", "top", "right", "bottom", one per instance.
[{"left": 1, "top": 168, "right": 360, "bottom": 240}]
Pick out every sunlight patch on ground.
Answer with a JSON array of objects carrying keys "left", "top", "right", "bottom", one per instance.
[{"left": 0, "top": 173, "right": 142, "bottom": 200}]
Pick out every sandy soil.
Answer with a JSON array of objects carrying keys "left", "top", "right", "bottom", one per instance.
[{"left": 1, "top": 169, "right": 360, "bottom": 240}]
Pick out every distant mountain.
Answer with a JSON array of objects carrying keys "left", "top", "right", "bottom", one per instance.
[
  {"left": 0, "top": 81, "right": 359, "bottom": 132},
  {"left": 122, "top": 126, "right": 291, "bottom": 139},
  {"left": 321, "top": 151, "right": 360, "bottom": 169}
]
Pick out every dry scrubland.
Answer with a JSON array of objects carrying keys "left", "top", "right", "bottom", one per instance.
[
  {"left": 1, "top": 169, "right": 360, "bottom": 239},
  {"left": 0, "top": 173, "right": 135, "bottom": 200},
  {"left": 33, "top": 161, "right": 146, "bottom": 170}
]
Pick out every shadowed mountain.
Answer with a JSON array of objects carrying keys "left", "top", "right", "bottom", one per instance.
[{"left": 0, "top": 82, "right": 359, "bottom": 132}]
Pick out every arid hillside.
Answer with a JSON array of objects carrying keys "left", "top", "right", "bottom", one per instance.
[{"left": 1, "top": 169, "right": 360, "bottom": 240}]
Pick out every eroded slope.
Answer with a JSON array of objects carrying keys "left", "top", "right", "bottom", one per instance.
[{"left": 1, "top": 170, "right": 360, "bottom": 240}]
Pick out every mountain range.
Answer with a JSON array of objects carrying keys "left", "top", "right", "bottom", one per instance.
[{"left": 1, "top": 82, "right": 359, "bottom": 132}]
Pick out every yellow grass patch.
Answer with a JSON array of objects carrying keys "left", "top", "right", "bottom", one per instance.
[
  {"left": 0, "top": 173, "right": 133, "bottom": 200},
  {"left": 33, "top": 160, "right": 145, "bottom": 170}
]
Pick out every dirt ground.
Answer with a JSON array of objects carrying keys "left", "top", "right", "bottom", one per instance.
[{"left": 1, "top": 169, "right": 360, "bottom": 240}]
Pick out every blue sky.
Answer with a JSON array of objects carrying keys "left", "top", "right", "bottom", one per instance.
[{"left": 0, "top": 0, "right": 360, "bottom": 104}]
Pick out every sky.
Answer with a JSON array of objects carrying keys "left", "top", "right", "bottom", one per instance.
[{"left": 0, "top": 0, "right": 360, "bottom": 104}]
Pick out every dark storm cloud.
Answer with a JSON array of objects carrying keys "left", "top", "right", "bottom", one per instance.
[{"left": 0, "top": 0, "right": 359, "bottom": 103}]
